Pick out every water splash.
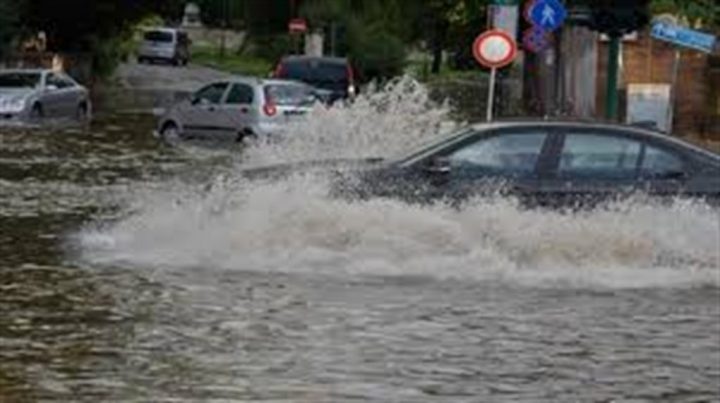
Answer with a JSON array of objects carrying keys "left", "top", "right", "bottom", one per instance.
[
  {"left": 75, "top": 77, "right": 720, "bottom": 288},
  {"left": 77, "top": 173, "right": 720, "bottom": 289},
  {"left": 243, "top": 77, "right": 458, "bottom": 166}
]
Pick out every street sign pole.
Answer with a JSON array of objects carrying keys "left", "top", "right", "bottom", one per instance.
[
  {"left": 487, "top": 67, "right": 498, "bottom": 121},
  {"left": 472, "top": 30, "right": 517, "bottom": 122},
  {"left": 650, "top": 21, "right": 717, "bottom": 133},
  {"left": 605, "top": 34, "right": 621, "bottom": 121},
  {"left": 666, "top": 49, "right": 681, "bottom": 133}
]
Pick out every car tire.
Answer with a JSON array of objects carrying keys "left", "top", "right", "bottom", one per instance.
[
  {"left": 138, "top": 57, "right": 145, "bottom": 64},
  {"left": 160, "top": 122, "right": 181, "bottom": 143},
  {"left": 30, "top": 103, "right": 43, "bottom": 121},
  {"left": 237, "top": 129, "right": 258, "bottom": 145},
  {"left": 76, "top": 103, "right": 89, "bottom": 122}
]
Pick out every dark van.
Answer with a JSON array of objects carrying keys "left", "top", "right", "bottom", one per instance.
[{"left": 272, "top": 56, "right": 356, "bottom": 104}]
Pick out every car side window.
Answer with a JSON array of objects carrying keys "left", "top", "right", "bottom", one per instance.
[
  {"left": 46, "top": 73, "right": 72, "bottom": 89},
  {"left": 447, "top": 132, "right": 548, "bottom": 175},
  {"left": 641, "top": 145, "right": 685, "bottom": 177},
  {"left": 558, "top": 133, "right": 642, "bottom": 179},
  {"left": 193, "top": 83, "right": 228, "bottom": 104},
  {"left": 225, "top": 83, "right": 254, "bottom": 104},
  {"left": 59, "top": 75, "right": 76, "bottom": 88}
]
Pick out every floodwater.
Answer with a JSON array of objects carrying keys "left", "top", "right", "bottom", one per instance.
[{"left": 1, "top": 80, "right": 719, "bottom": 402}]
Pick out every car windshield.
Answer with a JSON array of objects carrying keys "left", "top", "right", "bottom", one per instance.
[
  {"left": 280, "top": 60, "right": 349, "bottom": 87},
  {"left": 0, "top": 72, "right": 42, "bottom": 89},
  {"left": 144, "top": 31, "right": 174, "bottom": 42},
  {"left": 395, "top": 128, "right": 478, "bottom": 165},
  {"left": 264, "top": 84, "right": 317, "bottom": 106}
]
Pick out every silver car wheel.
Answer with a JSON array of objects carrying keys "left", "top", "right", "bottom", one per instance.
[
  {"left": 76, "top": 103, "right": 89, "bottom": 121},
  {"left": 30, "top": 104, "right": 43, "bottom": 122},
  {"left": 160, "top": 123, "right": 181, "bottom": 142}
]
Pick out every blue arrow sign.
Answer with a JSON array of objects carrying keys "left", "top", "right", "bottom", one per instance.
[
  {"left": 651, "top": 22, "right": 717, "bottom": 54},
  {"left": 529, "top": 0, "right": 567, "bottom": 32}
]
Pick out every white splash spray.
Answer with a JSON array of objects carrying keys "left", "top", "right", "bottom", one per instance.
[{"left": 76, "top": 78, "right": 720, "bottom": 288}]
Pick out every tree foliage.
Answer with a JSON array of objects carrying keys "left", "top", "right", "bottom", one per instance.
[{"left": 0, "top": 0, "right": 21, "bottom": 58}]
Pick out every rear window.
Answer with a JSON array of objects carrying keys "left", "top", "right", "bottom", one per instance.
[
  {"left": 279, "top": 60, "right": 349, "bottom": 83},
  {"left": 264, "top": 84, "right": 317, "bottom": 106},
  {"left": 144, "top": 31, "right": 174, "bottom": 43},
  {"left": 0, "top": 73, "right": 41, "bottom": 88}
]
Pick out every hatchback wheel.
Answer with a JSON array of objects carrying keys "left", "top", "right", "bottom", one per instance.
[{"left": 160, "top": 122, "right": 181, "bottom": 142}]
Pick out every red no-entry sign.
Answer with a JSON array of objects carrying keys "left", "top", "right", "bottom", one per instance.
[
  {"left": 472, "top": 29, "right": 518, "bottom": 122},
  {"left": 288, "top": 18, "right": 308, "bottom": 34},
  {"left": 472, "top": 29, "right": 518, "bottom": 69}
]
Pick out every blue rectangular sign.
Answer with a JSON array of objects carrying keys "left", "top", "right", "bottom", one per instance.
[{"left": 651, "top": 22, "right": 717, "bottom": 54}]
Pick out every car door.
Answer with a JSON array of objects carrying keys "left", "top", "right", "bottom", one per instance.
[
  {"left": 56, "top": 74, "right": 81, "bottom": 116},
  {"left": 183, "top": 82, "right": 230, "bottom": 139},
  {"left": 637, "top": 142, "right": 691, "bottom": 197},
  {"left": 537, "top": 129, "right": 644, "bottom": 207},
  {"left": 42, "top": 73, "right": 69, "bottom": 117},
  {"left": 219, "top": 82, "right": 256, "bottom": 141},
  {"left": 415, "top": 128, "right": 552, "bottom": 203}
]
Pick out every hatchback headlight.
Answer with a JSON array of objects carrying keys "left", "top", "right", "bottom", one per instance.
[{"left": 0, "top": 97, "right": 27, "bottom": 113}]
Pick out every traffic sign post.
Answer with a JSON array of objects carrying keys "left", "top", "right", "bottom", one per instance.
[
  {"left": 522, "top": 26, "right": 551, "bottom": 53},
  {"left": 527, "top": 0, "right": 567, "bottom": 32},
  {"left": 472, "top": 30, "right": 518, "bottom": 121},
  {"left": 650, "top": 21, "right": 717, "bottom": 133}
]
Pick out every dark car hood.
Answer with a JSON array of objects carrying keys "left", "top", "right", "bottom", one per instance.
[{"left": 238, "top": 157, "right": 386, "bottom": 181}]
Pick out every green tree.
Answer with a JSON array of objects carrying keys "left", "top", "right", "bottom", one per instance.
[
  {"left": 651, "top": 0, "right": 720, "bottom": 29},
  {"left": 0, "top": 0, "right": 22, "bottom": 59}
]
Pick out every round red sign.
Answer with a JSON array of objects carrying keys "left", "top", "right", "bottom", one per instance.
[
  {"left": 288, "top": 18, "right": 308, "bottom": 34},
  {"left": 472, "top": 29, "right": 518, "bottom": 69}
]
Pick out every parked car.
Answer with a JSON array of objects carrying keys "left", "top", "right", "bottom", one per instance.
[
  {"left": 242, "top": 121, "right": 720, "bottom": 208},
  {"left": 272, "top": 56, "right": 356, "bottom": 104},
  {"left": 137, "top": 28, "right": 190, "bottom": 66},
  {"left": 156, "top": 77, "right": 321, "bottom": 142},
  {"left": 0, "top": 69, "right": 91, "bottom": 124}
]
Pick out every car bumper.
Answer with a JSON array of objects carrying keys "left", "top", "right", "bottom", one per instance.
[{"left": 0, "top": 110, "right": 29, "bottom": 124}]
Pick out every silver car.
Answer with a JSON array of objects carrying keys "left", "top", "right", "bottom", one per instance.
[
  {"left": 157, "top": 77, "right": 319, "bottom": 142},
  {"left": 137, "top": 28, "right": 191, "bottom": 66},
  {"left": 0, "top": 69, "right": 91, "bottom": 124}
]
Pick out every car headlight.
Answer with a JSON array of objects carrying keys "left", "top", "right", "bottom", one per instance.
[{"left": 0, "top": 97, "right": 27, "bottom": 113}]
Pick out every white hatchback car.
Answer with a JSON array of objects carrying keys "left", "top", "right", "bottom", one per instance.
[{"left": 156, "top": 77, "right": 320, "bottom": 142}]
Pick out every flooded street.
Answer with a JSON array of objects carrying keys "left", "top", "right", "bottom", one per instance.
[{"left": 1, "top": 78, "right": 719, "bottom": 402}]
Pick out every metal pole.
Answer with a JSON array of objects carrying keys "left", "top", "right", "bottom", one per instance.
[
  {"left": 487, "top": 67, "right": 497, "bottom": 121},
  {"left": 605, "top": 34, "right": 621, "bottom": 121},
  {"left": 666, "top": 49, "right": 681, "bottom": 134},
  {"left": 219, "top": 0, "right": 228, "bottom": 58}
]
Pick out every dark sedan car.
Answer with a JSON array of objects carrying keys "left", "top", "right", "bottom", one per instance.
[
  {"left": 332, "top": 121, "right": 720, "bottom": 207},
  {"left": 272, "top": 56, "right": 356, "bottom": 104}
]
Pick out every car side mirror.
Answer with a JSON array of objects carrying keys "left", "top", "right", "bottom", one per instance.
[
  {"left": 424, "top": 156, "right": 451, "bottom": 174},
  {"left": 192, "top": 97, "right": 209, "bottom": 106},
  {"left": 46, "top": 84, "right": 58, "bottom": 91}
]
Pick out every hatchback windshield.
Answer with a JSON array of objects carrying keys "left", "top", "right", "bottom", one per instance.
[
  {"left": 264, "top": 84, "right": 317, "bottom": 106},
  {"left": 144, "top": 31, "right": 174, "bottom": 43},
  {"left": 0, "top": 72, "right": 42, "bottom": 88}
]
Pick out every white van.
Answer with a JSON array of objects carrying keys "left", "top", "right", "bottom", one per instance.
[{"left": 138, "top": 28, "right": 190, "bottom": 66}]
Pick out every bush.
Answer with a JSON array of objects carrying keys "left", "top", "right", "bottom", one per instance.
[
  {"left": 251, "top": 34, "right": 293, "bottom": 63},
  {"left": 348, "top": 24, "right": 407, "bottom": 82}
]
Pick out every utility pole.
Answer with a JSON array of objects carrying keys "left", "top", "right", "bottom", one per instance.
[
  {"left": 219, "top": 0, "right": 229, "bottom": 58},
  {"left": 604, "top": 34, "right": 621, "bottom": 120}
]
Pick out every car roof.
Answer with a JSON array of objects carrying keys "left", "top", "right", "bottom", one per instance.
[
  {"left": 143, "top": 27, "right": 182, "bottom": 34},
  {"left": 224, "top": 76, "right": 311, "bottom": 87},
  {"left": 280, "top": 55, "right": 349, "bottom": 65},
  {"left": 0, "top": 69, "right": 49, "bottom": 74}
]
